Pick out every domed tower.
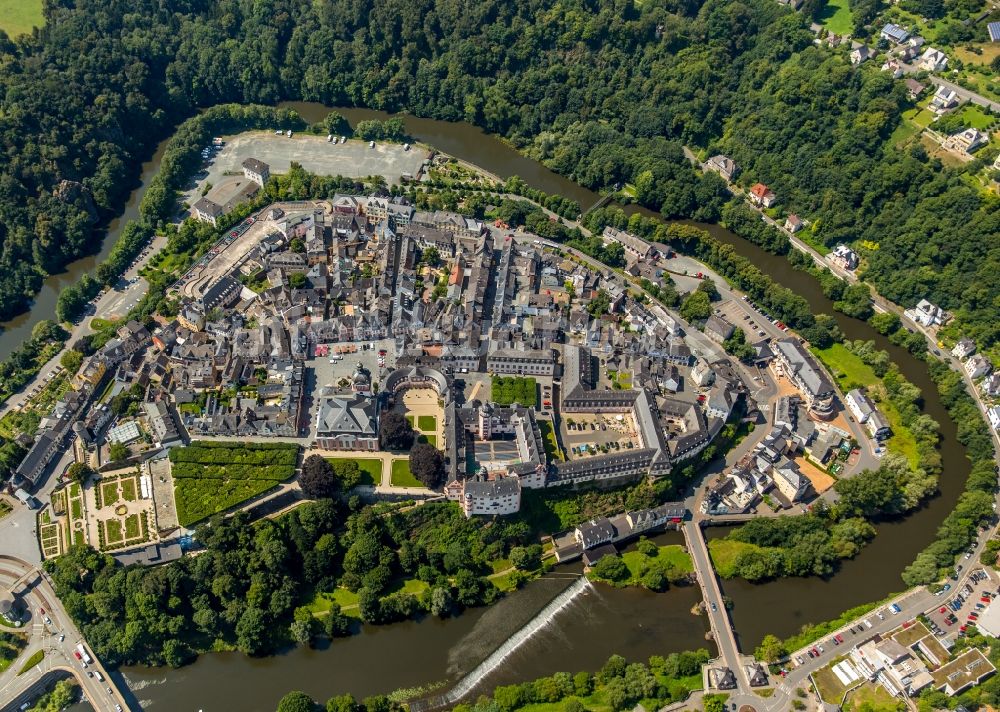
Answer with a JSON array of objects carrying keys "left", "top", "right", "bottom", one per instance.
[{"left": 352, "top": 362, "right": 372, "bottom": 395}]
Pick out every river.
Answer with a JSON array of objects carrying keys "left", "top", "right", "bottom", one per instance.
[{"left": 48, "top": 102, "right": 970, "bottom": 710}]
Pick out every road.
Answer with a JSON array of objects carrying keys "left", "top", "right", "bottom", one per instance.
[
  {"left": 0, "top": 556, "right": 130, "bottom": 712},
  {"left": 0, "top": 233, "right": 167, "bottom": 420}
]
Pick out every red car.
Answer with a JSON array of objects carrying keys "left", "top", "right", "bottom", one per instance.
[
  {"left": 940, "top": 607, "right": 948, "bottom": 614},
  {"left": 835, "top": 634, "right": 844, "bottom": 644},
  {"left": 74, "top": 651, "right": 82, "bottom": 660},
  {"left": 960, "top": 625, "right": 968, "bottom": 632}
]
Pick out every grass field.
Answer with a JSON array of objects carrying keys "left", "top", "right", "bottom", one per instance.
[
  {"left": 352, "top": 458, "right": 381, "bottom": 486},
  {"left": 953, "top": 43, "right": 1000, "bottom": 66},
  {"left": 954, "top": 103, "right": 996, "bottom": 131},
  {"left": 817, "top": 0, "right": 853, "bottom": 35},
  {"left": 707, "top": 539, "right": 766, "bottom": 578},
  {"left": 121, "top": 477, "right": 138, "bottom": 502},
  {"left": 417, "top": 415, "right": 437, "bottom": 432},
  {"left": 0, "top": 0, "right": 42, "bottom": 37},
  {"left": 417, "top": 434, "right": 438, "bottom": 447},
  {"left": 889, "top": 115, "right": 924, "bottom": 147},
  {"left": 390, "top": 458, "right": 423, "bottom": 488},
  {"left": 607, "top": 544, "right": 694, "bottom": 586},
  {"left": 844, "top": 681, "right": 901, "bottom": 711}
]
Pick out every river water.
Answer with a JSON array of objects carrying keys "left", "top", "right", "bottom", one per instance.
[{"left": 41, "top": 102, "right": 969, "bottom": 710}]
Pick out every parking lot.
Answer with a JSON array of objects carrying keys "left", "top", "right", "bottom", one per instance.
[
  {"left": 926, "top": 567, "right": 997, "bottom": 639},
  {"left": 184, "top": 131, "right": 429, "bottom": 208},
  {"left": 715, "top": 297, "right": 787, "bottom": 342},
  {"left": 561, "top": 412, "right": 639, "bottom": 459}
]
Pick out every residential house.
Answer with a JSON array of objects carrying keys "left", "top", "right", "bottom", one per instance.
[
  {"left": 881, "top": 23, "right": 910, "bottom": 44},
  {"left": 905, "top": 78, "right": 926, "bottom": 100},
  {"left": 982, "top": 373, "right": 1000, "bottom": 398},
  {"left": 965, "top": 354, "right": 993, "bottom": 380},
  {"left": 828, "top": 244, "right": 859, "bottom": 271},
  {"left": 951, "top": 339, "right": 976, "bottom": 360},
  {"left": 905, "top": 299, "right": 949, "bottom": 327},
  {"left": 851, "top": 46, "right": 873, "bottom": 65},
  {"left": 704, "top": 315, "right": 735, "bottom": 344},
  {"left": 881, "top": 59, "right": 903, "bottom": 78},
  {"left": 749, "top": 183, "right": 776, "bottom": 208},
  {"left": 575, "top": 518, "right": 617, "bottom": 549},
  {"left": 919, "top": 47, "right": 948, "bottom": 72},
  {"left": 988, "top": 406, "right": 1000, "bottom": 431},
  {"left": 602, "top": 226, "right": 653, "bottom": 261},
  {"left": 930, "top": 86, "right": 959, "bottom": 114},
  {"left": 784, "top": 214, "right": 803, "bottom": 233},
  {"left": 773, "top": 459, "right": 810, "bottom": 503},
  {"left": 706, "top": 155, "right": 739, "bottom": 182},
  {"left": 773, "top": 338, "right": 836, "bottom": 419},
  {"left": 944, "top": 128, "right": 988, "bottom": 155}
]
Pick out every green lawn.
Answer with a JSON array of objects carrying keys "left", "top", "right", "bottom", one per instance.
[
  {"left": 390, "top": 458, "right": 424, "bottom": 488},
  {"left": 305, "top": 587, "right": 362, "bottom": 618},
  {"left": 353, "top": 458, "right": 382, "bottom": 486},
  {"left": 844, "top": 681, "right": 900, "bottom": 711},
  {"left": 813, "top": 656, "right": 852, "bottom": 704},
  {"left": 538, "top": 419, "right": 564, "bottom": 461},
  {"left": 606, "top": 544, "right": 694, "bottom": 586},
  {"left": 123, "top": 513, "right": 141, "bottom": 539},
  {"left": 954, "top": 103, "right": 995, "bottom": 131},
  {"left": 0, "top": 0, "right": 42, "bottom": 37},
  {"left": 817, "top": 0, "right": 853, "bottom": 34},
  {"left": 417, "top": 434, "right": 438, "bottom": 447},
  {"left": 707, "top": 539, "right": 765, "bottom": 578},
  {"left": 417, "top": 415, "right": 437, "bottom": 432},
  {"left": 105, "top": 519, "right": 124, "bottom": 545},
  {"left": 889, "top": 116, "right": 923, "bottom": 147},
  {"left": 121, "top": 477, "right": 138, "bottom": 502},
  {"left": 17, "top": 649, "right": 43, "bottom": 676},
  {"left": 100, "top": 481, "right": 119, "bottom": 507}
]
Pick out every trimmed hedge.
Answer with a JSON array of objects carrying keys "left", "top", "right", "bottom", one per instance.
[{"left": 170, "top": 442, "right": 299, "bottom": 525}]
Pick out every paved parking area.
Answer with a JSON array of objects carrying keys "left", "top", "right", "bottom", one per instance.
[
  {"left": 926, "top": 567, "right": 997, "bottom": 640},
  {"left": 716, "top": 297, "right": 786, "bottom": 342},
  {"left": 561, "top": 413, "right": 638, "bottom": 458},
  {"left": 185, "top": 132, "right": 429, "bottom": 204}
]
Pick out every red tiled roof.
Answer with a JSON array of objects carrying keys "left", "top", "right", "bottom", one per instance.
[{"left": 750, "top": 183, "right": 772, "bottom": 198}]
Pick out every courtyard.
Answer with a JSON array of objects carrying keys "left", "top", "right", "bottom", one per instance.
[{"left": 396, "top": 388, "right": 445, "bottom": 452}]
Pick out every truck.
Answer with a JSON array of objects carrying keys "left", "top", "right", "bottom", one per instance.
[{"left": 76, "top": 644, "right": 93, "bottom": 664}]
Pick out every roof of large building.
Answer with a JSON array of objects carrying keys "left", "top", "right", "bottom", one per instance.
[
  {"left": 315, "top": 393, "right": 377, "bottom": 436},
  {"left": 773, "top": 338, "right": 834, "bottom": 398},
  {"left": 241, "top": 157, "right": 270, "bottom": 174}
]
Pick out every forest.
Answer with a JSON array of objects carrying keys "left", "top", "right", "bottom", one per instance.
[
  {"left": 0, "top": 0, "right": 996, "bottom": 354},
  {"left": 44, "top": 499, "right": 533, "bottom": 667}
]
